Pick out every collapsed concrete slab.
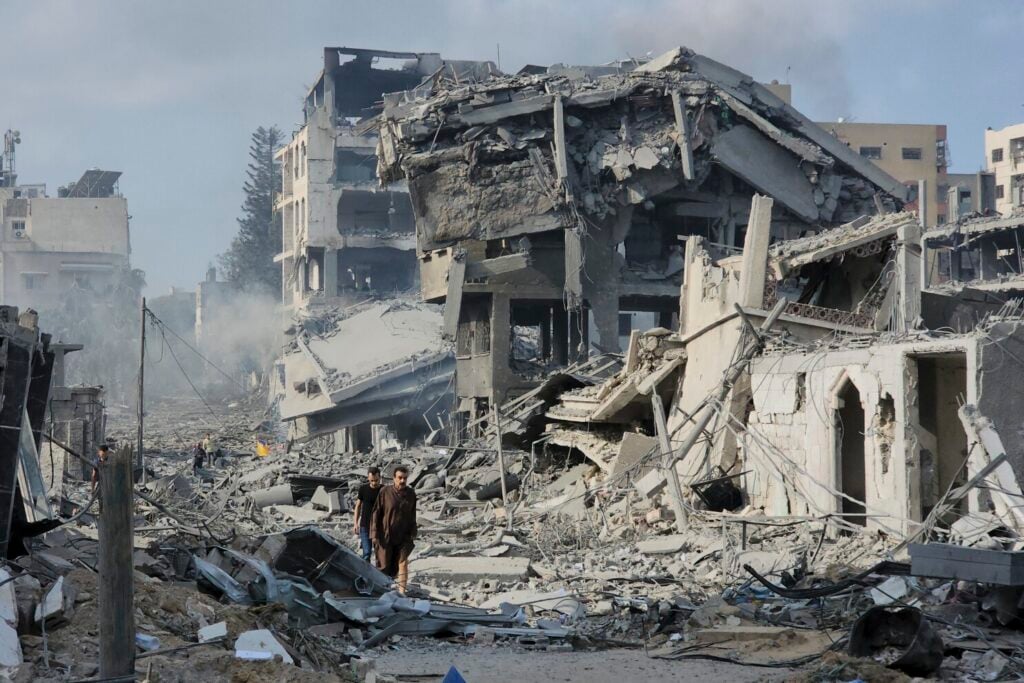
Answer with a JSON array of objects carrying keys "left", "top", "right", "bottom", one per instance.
[
  {"left": 278, "top": 300, "right": 454, "bottom": 446},
  {"left": 376, "top": 45, "right": 905, "bottom": 429},
  {"left": 408, "top": 556, "right": 532, "bottom": 582}
]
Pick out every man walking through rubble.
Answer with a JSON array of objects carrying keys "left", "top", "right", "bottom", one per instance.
[
  {"left": 352, "top": 466, "right": 382, "bottom": 564},
  {"left": 370, "top": 465, "right": 417, "bottom": 594}
]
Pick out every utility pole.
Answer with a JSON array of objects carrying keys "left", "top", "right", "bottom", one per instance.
[
  {"left": 137, "top": 296, "right": 146, "bottom": 483},
  {"left": 98, "top": 445, "right": 136, "bottom": 677}
]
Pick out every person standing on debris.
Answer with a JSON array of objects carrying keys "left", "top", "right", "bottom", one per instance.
[
  {"left": 90, "top": 444, "right": 110, "bottom": 494},
  {"left": 202, "top": 432, "right": 222, "bottom": 466},
  {"left": 353, "top": 467, "right": 382, "bottom": 564},
  {"left": 371, "top": 465, "right": 417, "bottom": 594},
  {"left": 191, "top": 441, "right": 206, "bottom": 475}
]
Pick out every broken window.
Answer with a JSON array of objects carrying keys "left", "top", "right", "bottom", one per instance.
[
  {"left": 997, "top": 184, "right": 1005, "bottom": 200},
  {"left": 835, "top": 379, "right": 866, "bottom": 526},
  {"left": 859, "top": 146, "right": 882, "bottom": 160},
  {"left": 335, "top": 150, "right": 376, "bottom": 183},
  {"left": 21, "top": 273, "right": 44, "bottom": 290},
  {"left": 337, "top": 190, "right": 414, "bottom": 235},
  {"left": 992, "top": 148, "right": 1004, "bottom": 163},
  {"left": 1013, "top": 138, "right": 1024, "bottom": 163},
  {"left": 456, "top": 295, "right": 491, "bottom": 357},
  {"left": 901, "top": 147, "right": 922, "bottom": 160},
  {"left": 618, "top": 313, "right": 632, "bottom": 337},
  {"left": 913, "top": 354, "right": 968, "bottom": 521}
]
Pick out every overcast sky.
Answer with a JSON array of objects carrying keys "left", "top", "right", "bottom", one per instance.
[{"left": 2, "top": 0, "right": 1022, "bottom": 295}]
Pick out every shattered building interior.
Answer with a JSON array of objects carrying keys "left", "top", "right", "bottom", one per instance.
[{"left": 376, "top": 46, "right": 910, "bottom": 431}]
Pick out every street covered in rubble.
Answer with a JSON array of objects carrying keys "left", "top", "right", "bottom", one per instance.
[{"left": 5, "top": 5, "right": 1024, "bottom": 682}]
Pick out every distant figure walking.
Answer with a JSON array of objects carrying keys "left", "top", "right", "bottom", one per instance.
[
  {"left": 202, "top": 432, "right": 222, "bottom": 465},
  {"left": 371, "top": 465, "right": 417, "bottom": 594},
  {"left": 353, "top": 467, "right": 382, "bottom": 563},
  {"left": 191, "top": 442, "right": 206, "bottom": 475}
]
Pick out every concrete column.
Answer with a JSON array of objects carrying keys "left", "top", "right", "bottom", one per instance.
[
  {"left": 489, "top": 293, "right": 511, "bottom": 403},
  {"left": 898, "top": 222, "right": 922, "bottom": 330},
  {"left": 738, "top": 194, "right": 773, "bottom": 309},
  {"left": 589, "top": 293, "right": 620, "bottom": 354},
  {"left": 323, "top": 248, "right": 338, "bottom": 297}
]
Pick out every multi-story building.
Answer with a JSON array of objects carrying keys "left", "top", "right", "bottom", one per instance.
[
  {"left": 0, "top": 168, "right": 131, "bottom": 312},
  {"left": 945, "top": 171, "right": 997, "bottom": 222},
  {"left": 984, "top": 123, "right": 1024, "bottom": 215},
  {"left": 815, "top": 122, "right": 949, "bottom": 226},
  {"left": 274, "top": 48, "right": 496, "bottom": 313}
]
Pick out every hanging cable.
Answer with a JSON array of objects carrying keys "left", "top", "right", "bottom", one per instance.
[{"left": 145, "top": 309, "right": 247, "bottom": 391}]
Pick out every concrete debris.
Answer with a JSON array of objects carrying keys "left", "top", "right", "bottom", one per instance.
[
  {"left": 235, "top": 628, "right": 294, "bottom": 664},
  {"left": 12, "top": 39, "right": 1024, "bottom": 683},
  {"left": 198, "top": 620, "right": 227, "bottom": 643}
]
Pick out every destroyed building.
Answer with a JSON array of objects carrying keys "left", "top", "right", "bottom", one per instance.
[
  {"left": 376, "top": 46, "right": 910, "bottom": 429},
  {"left": 274, "top": 49, "right": 496, "bottom": 448},
  {"left": 275, "top": 48, "right": 497, "bottom": 311},
  {"left": 923, "top": 211, "right": 1024, "bottom": 297}
]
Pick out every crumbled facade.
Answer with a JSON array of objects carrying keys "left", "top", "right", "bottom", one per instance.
[
  {"left": 275, "top": 48, "right": 496, "bottom": 313},
  {"left": 377, "top": 46, "right": 908, "bottom": 429},
  {"left": 272, "top": 48, "right": 495, "bottom": 448}
]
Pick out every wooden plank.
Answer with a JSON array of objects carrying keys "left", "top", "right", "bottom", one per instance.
[{"left": 99, "top": 446, "right": 136, "bottom": 676}]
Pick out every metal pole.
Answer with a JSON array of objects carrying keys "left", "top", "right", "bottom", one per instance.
[
  {"left": 492, "top": 404, "right": 513, "bottom": 531},
  {"left": 137, "top": 296, "right": 145, "bottom": 483},
  {"left": 98, "top": 445, "right": 136, "bottom": 677}
]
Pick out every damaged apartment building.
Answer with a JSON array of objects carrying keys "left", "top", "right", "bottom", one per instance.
[
  {"left": 367, "top": 45, "right": 1024, "bottom": 536},
  {"left": 376, "top": 46, "right": 909, "bottom": 429},
  {"left": 274, "top": 49, "right": 496, "bottom": 448},
  {"left": 0, "top": 139, "right": 131, "bottom": 312}
]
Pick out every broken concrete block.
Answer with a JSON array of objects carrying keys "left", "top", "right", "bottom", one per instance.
[
  {"left": 250, "top": 484, "right": 294, "bottom": 509},
  {"left": 635, "top": 469, "right": 667, "bottom": 498},
  {"left": 0, "top": 620, "right": 21, "bottom": 668},
  {"left": 645, "top": 507, "right": 674, "bottom": 525},
  {"left": 474, "top": 626, "right": 496, "bottom": 644},
  {"left": 474, "top": 473, "right": 521, "bottom": 501},
  {"left": 268, "top": 504, "right": 329, "bottom": 524},
  {"left": 637, "top": 534, "right": 688, "bottom": 555},
  {"left": 0, "top": 570, "right": 17, "bottom": 629},
  {"left": 34, "top": 576, "right": 74, "bottom": 627},
  {"left": 198, "top": 621, "right": 227, "bottom": 643},
  {"left": 235, "top": 629, "right": 293, "bottom": 664},
  {"left": 611, "top": 433, "right": 658, "bottom": 479},
  {"left": 254, "top": 534, "right": 287, "bottom": 566},
  {"left": 310, "top": 486, "right": 343, "bottom": 514},
  {"left": 34, "top": 551, "right": 76, "bottom": 576},
  {"left": 409, "top": 556, "right": 531, "bottom": 582}
]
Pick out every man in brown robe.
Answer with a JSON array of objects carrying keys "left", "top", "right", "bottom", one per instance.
[{"left": 370, "top": 464, "right": 417, "bottom": 593}]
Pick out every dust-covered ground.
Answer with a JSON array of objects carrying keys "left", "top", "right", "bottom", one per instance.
[{"left": 373, "top": 643, "right": 793, "bottom": 682}]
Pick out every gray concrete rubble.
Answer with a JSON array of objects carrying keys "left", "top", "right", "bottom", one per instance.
[
  {"left": 277, "top": 298, "right": 455, "bottom": 447},
  {"left": 12, "top": 43, "right": 1024, "bottom": 683}
]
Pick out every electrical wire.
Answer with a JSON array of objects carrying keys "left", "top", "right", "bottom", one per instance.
[{"left": 145, "top": 309, "right": 247, "bottom": 391}]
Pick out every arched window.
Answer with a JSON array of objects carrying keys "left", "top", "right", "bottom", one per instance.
[{"left": 300, "top": 142, "right": 307, "bottom": 177}]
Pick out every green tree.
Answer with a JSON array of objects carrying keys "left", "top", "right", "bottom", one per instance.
[{"left": 220, "top": 126, "right": 283, "bottom": 296}]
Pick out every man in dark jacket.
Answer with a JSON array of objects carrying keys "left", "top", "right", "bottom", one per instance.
[{"left": 370, "top": 464, "right": 417, "bottom": 594}]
